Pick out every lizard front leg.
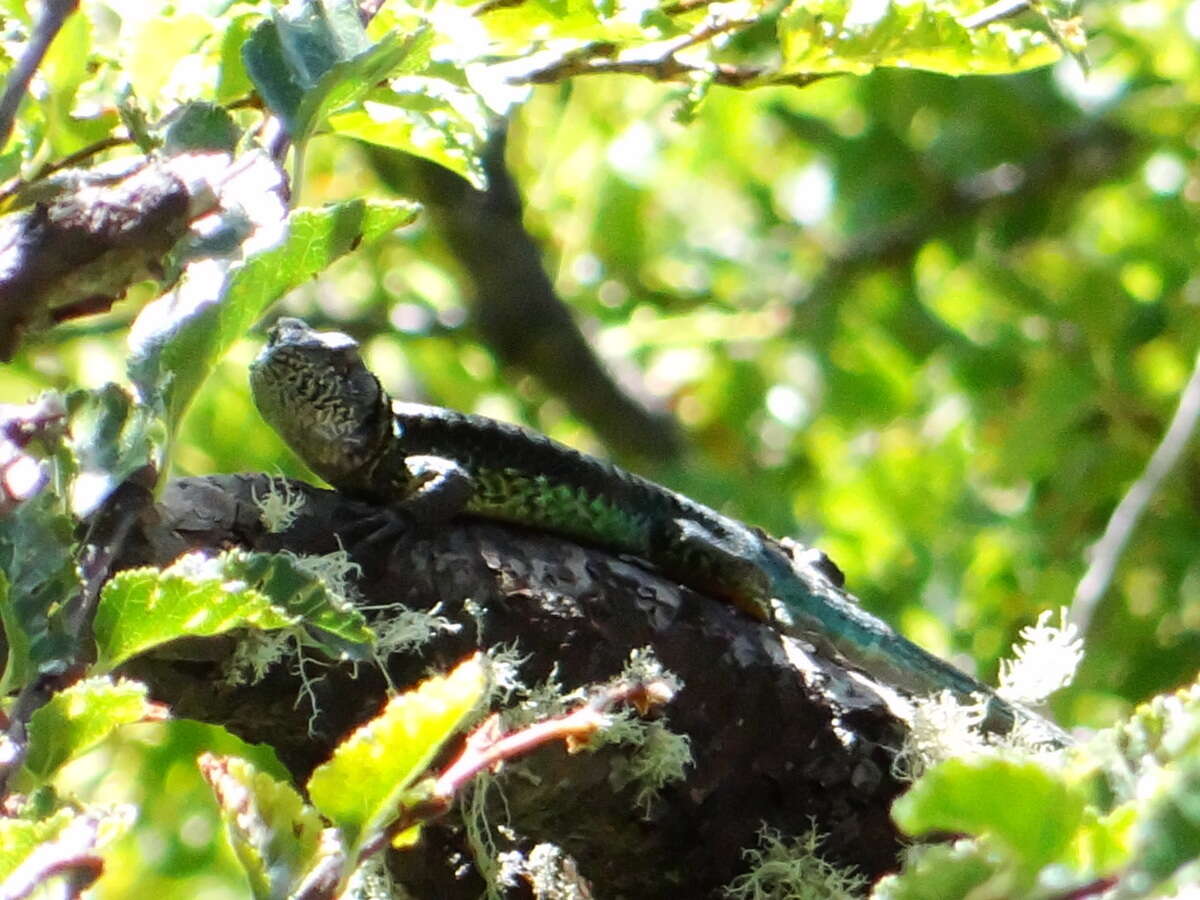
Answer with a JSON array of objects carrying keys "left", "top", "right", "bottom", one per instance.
[
  {"left": 393, "top": 455, "right": 475, "bottom": 522},
  {"left": 342, "top": 455, "right": 476, "bottom": 549}
]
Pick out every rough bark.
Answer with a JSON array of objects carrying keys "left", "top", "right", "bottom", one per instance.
[{"left": 117, "top": 473, "right": 910, "bottom": 898}]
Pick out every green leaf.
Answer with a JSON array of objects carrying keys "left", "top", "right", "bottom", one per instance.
[
  {"left": 38, "top": 8, "right": 93, "bottom": 155},
  {"left": 243, "top": 18, "right": 307, "bottom": 128},
  {"left": 245, "top": 0, "right": 424, "bottom": 147},
  {"left": 1133, "top": 758, "right": 1200, "bottom": 889},
  {"left": 216, "top": 13, "right": 257, "bottom": 104},
  {"left": 328, "top": 74, "right": 489, "bottom": 187},
  {"left": 893, "top": 757, "right": 1086, "bottom": 874},
  {"left": 20, "top": 677, "right": 154, "bottom": 786},
  {"left": 127, "top": 198, "right": 419, "bottom": 436},
  {"left": 199, "top": 753, "right": 333, "bottom": 900},
  {"left": 275, "top": 0, "right": 369, "bottom": 89},
  {"left": 0, "top": 492, "right": 79, "bottom": 683},
  {"left": 307, "top": 655, "right": 486, "bottom": 853},
  {"left": 290, "top": 29, "right": 427, "bottom": 150},
  {"left": 92, "top": 553, "right": 295, "bottom": 672},
  {"left": 92, "top": 549, "right": 374, "bottom": 671},
  {"left": 476, "top": 0, "right": 647, "bottom": 46},
  {"left": 64, "top": 384, "right": 158, "bottom": 518},
  {"left": 0, "top": 810, "right": 75, "bottom": 881},
  {"left": 778, "top": 0, "right": 1064, "bottom": 76},
  {"left": 0, "top": 573, "right": 30, "bottom": 696},
  {"left": 126, "top": 13, "right": 212, "bottom": 105},
  {"left": 117, "top": 88, "right": 159, "bottom": 154},
  {"left": 163, "top": 101, "right": 240, "bottom": 155},
  {"left": 1064, "top": 805, "right": 1137, "bottom": 878},
  {"left": 221, "top": 552, "right": 375, "bottom": 650},
  {"left": 872, "top": 841, "right": 1002, "bottom": 900}
]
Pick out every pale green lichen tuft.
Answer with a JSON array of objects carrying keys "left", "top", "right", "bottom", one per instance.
[
  {"left": 252, "top": 476, "right": 306, "bottom": 533},
  {"left": 370, "top": 603, "right": 461, "bottom": 656},
  {"left": 222, "top": 629, "right": 294, "bottom": 687},
  {"left": 723, "top": 824, "right": 868, "bottom": 900},
  {"left": 283, "top": 547, "right": 362, "bottom": 610},
  {"left": 497, "top": 842, "right": 592, "bottom": 899},
  {"left": 893, "top": 608, "right": 1081, "bottom": 778},
  {"left": 997, "top": 607, "right": 1082, "bottom": 706},
  {"left": 891, "top": 690, "right": 991, "bottom": 780}
]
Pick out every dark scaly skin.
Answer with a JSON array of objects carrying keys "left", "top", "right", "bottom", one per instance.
[{"left": 251, "top": 318, "right": 1059, "bottom": 738}]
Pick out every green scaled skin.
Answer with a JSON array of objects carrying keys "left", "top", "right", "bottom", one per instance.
[{"left": 250, "top": 317, "right": 1059, "bottom": 739}]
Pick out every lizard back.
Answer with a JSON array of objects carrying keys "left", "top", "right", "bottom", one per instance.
[{"left": 376, "top": 401, "right": 775, "bottom": 608}]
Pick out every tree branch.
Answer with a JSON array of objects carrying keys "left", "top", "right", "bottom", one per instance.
[
  {"left": 121, "top": 473, "right": 911, "bottom": 896},
  {"left": 0, "top": 0, "right": 80, "bottom": 151},
  {"left": 364, "top": 137, "right": 684, "bottom": 464},
  {"left": 1069, "top": 351, "right": 1200, "bottom": 634}
]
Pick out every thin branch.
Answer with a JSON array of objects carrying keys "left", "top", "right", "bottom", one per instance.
[
  {"left": 519, "top": 12, "right": 830, "bottom": 89},
  {"left": 0, "top": 0, "right": 80, "bottom": 150},
  {"left": 661, "top": 0, "right": 717, "bottom": 14},
  {"left": 366, "top": 138, "right": 685, "bottom": 463},
  {"left": 524, "top": 53, "right": 827, "bottom": 89},
  {"left": 359, "top": 0, "right": 388, "bottom": 21},
  {"left": 669, "top": 13, "right": 755, "bottom": 53},
  {"left": 434, "top": 680, "right": 671, "bottom": 798},
  {"left": 0, "top": 136, "right": 127, "bottom": 205},
  {"left": 64, "top": 469, "right": 156, "bottom": 650},
  {"left": 472, "top": 0, "right": 527, "bottom": 15},
  {"left": 356, "top": 679, "right": 673, "bottom": 863},
  {"left": 0, "top": 811, "right": 103, "bottom": 900},
  {"left": 1069, "top": 351, "right": 1200, "bottom": 634},
  {"left": 959, "top": 0, "right": 1034, "bottom": 28}
]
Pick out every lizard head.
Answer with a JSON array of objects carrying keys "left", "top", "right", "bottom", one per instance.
[{"left": 250, "top": 317, "right": 391, "bottom": 490}]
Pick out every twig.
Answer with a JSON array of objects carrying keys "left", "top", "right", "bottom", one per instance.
[
  {"left": 525, "top": 53, "right": 827, "bottom": 89},
  {"left": 64, "top": 469, "right": 156, "bottom": 650},
  {"left": 0, "top": 811, "right": 103, "bottom": 900},
  {"left": 0, "top": 0, "right": 81, "bottom": 150},
  {"left": 0, "top": 136, "right": 127, "bottom": 205},
  {"left": 472, "top": 0, "right": 527, "bottom": 15},
  {"left": 960, "top": 0, "right": 1034, "bottom": 28},
  {"left": 520, "top": 12, "right": 829, "bottom": 89},
  {"left": 357, "top": 679, "right": 673, "bottom": 862},
  {"left": 1069, "top": 351, "right": 1200, "bottom": 634},
  {"left": 662, "top": 0, "right": 717, "bottom": 15}
]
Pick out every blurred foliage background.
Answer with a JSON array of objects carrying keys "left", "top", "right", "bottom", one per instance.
[
  {"left": 4, "top": 0, "right": 1199, "bottom": 726},
  {"left": 2, "top": 0, "right": 1200, "bottom": 892}
]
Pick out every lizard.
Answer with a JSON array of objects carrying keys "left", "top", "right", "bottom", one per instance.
[{"left": 250, "top": 317, "right": 1063, "bottom": 741}]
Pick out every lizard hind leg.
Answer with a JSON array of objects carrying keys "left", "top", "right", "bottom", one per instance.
[{"left": 665, "top": 517, "right": 774, "bottom": 621}]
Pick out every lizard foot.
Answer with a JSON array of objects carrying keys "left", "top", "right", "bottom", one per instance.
[{"left": 335, "top": 506, "right": 411, "bottom": 555}]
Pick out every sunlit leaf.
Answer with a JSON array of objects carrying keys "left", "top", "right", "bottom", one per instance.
[
  {"left": 199, "top": 754, "right": 333, "bottom": 900},
  {"left": 127, "top": 13, "right": 212, "bottom": 105},
  {"left": 0, "top": 810, "right": 76, "bottom": 882},
  {"left": 64, "top": 384, "right": 158, "bottom": 518},
  {"left": 21, "top": 678, "right": 155, "bottom": 786},
  {"left": 778, "top": 0, "right": 1063, "bottom": 75},
  {"left": 92, "top": 549, "right": 374, "bottom": 671},
  {"left": 872, "top": 840, "right": 1001, "bottom": 899},
  {"left": 128, "top": 197, "right": 419, "bottom": 435},
  {"left": 893, "top": 757, "right": 1087, "bottom": 873},
  {"left": 307, "top": 655, "right": 486, "bottom": 853},
  {"left": 93, "top": 553, "right": 295, "bottom": 671}
]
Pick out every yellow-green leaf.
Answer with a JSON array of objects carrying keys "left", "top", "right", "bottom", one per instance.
[{"left": 307, "top": 655, "right": 486, "bottom": 853}]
